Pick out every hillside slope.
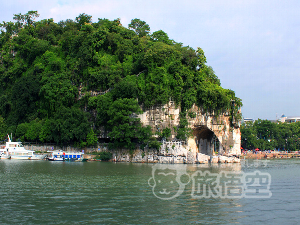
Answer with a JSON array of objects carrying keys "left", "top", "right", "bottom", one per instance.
[{"left": 0, "top": 11, "right": 242, "bottom": 149}]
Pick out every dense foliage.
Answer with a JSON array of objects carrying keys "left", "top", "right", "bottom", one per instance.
[
  {"left": 96, "top": 151, "right": 113, "bottom": 161},
  {"left": 241, "top": 120, "right": 300, "bottom": 151},
  {"left": 0, "top": 11, "right": 241, "bottom": 148}
]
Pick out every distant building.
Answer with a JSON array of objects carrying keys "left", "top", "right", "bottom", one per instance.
[
  {"left": 243, "top": 118, "right": 254, "bottom": 123},
  {"left": 243, "top": 115, "right": 300, "bottom": 124},
  {"left": 279, "top": 114, "right": 287, "bottom": 122},
  {"left": 280, "top": 115, "right": 300, "bottom": 123}
]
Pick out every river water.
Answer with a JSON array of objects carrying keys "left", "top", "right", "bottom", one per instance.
[{"left": 0, "top": 159, "right": 299, "bottom": 224}]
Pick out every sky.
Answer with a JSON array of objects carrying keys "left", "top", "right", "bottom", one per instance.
[{"left": 1, "top": 0, "right": 300, "bottom": 120}]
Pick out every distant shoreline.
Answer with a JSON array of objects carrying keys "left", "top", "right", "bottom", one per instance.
[{"left": 241, "top": 152, "right": 300, "bottom": 159}]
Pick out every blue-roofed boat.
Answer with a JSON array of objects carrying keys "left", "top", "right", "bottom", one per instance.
[{"left": 47, "top": 150, "right": 84, "bottom": 161}]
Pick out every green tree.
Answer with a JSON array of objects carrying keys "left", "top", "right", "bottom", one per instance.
[
  {"left": 13, "top": 11, "right": 40, "bottom": 27},
  {"left": 240, "top": 119, "right": 300, "bottom": 151},
  {"left": 98, "top": 151, "right": 112, "bottom": 161},
  {"left": 50, "top": 107, "right": 90, "bottom": 144},
  {"left": 10, "top": 74, "right": 40, "bottom": 123},
  {"left": 96, "top": 93, "right": 113, "bottom": 127},
  {"left": 107, "top": 98, "right": 142, "bottom": 149},
  {"left": 151, "top": 30, "right": 173, "bottom": 45},
  {"left": 0, "top": 21, "right": 19, "bottom": 36},
  {"left": 128, "top": 19, "right": 150, "bottom": 37},
  {"left": 147, "top": 137, "right": 161, "bottom": 151},
  {"left": 16, "top": 122, "right": 30, "bottom": 141},
  {"left": 196, "top": 47, "right": 207, "bottom": 69},
  {"left": 241, "top": 121, "right": 257, "bottom": 149},
  {"left": 75, "top": 13, "right": 92, "bottom": 27},
  {"left": 176, "top": 112, "right": 192, "bottom": 141},
  {"left": 13, "top": 32, "right": 50, "bottom": 64},
  {"left": 0, "top": 116, "right": 7, "bottom": 141},
  {"left": 111, "top": 76, "right": 138, "bottom": 100},
  {"left": 39, "top": 73, "right": 77, "bottom": 115},
  {"left": 254, "top": 119, "right": 275, "bottom": 140},
  {"left": 39, "top": 119, "right": 54, "bottom": 143},
  {"left": 0, "top": 95, "right": 11, "bottom": 120},
  {"left": 25, "top": 119, "right": 42, "bottom": 142},
  {"left": 137, "top": 125, "right": 154, "bottom": 149},
  {"left": 87, "top": 129, "right": 98, "bottom": 147},
  {"left": 161, "top": 127, "right": 171, "bottom": 140}
]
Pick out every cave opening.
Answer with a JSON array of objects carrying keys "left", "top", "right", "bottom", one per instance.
[{"left": 193, "top": 125, "right": 222, "bottom": 155}]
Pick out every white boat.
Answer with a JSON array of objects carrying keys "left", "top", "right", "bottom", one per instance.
[
  {"left": 0, "top": 145, "right": 11, "bottom": 159},
  {"left": 47, "top": 150, "right": 84, "bottom": 161},
  {"left": 1, "top": 135, "right": 46, "bottom": 160}
]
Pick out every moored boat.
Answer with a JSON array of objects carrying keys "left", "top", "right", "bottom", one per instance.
[
  {"left": 1, "top": 135, "right": 46, "bottom": 160},
  {"left": 47, "top": 150, "right": 84, "bottom": 161},
  {"left": 0, "top": 146, "right": 11, "bottom": 159}
]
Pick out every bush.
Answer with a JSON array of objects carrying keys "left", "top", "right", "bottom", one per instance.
[
  {"left": 188, "top": 112, "right": 196, "bottom": 118},
  {"left": 95, "top": 151, "right": 112, "bottom": 161}
]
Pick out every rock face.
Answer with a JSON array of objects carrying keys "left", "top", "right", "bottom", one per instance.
[{"left": 138, "top": 101, "right": 241, "bottom": 157}]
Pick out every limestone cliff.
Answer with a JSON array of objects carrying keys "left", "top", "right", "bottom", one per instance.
[{"left": 138, "top": 101, "right": 241, "bottom": 156}]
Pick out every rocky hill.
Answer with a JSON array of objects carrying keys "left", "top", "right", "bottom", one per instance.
[{"left": 0, "top": 11, "right": 242, "bottom": 152}]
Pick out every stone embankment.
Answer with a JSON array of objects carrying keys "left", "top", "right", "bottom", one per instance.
[
  {"left": 25, "top": 141, "right": 241, "bottom": 164},
  {"left": 108, "top": 150, "right": 240, "bottom": 164},
  {"left": 107, "top": 140, "right": 240, "bottom": 164}
]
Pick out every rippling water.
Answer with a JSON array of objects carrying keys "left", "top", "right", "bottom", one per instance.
[{"left": 0, "top": 159, "right": 299, "bottom": 224}]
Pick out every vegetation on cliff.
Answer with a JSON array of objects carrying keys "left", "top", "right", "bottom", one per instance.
[{"left": 0, "top": 11, "right": 242, "bottom": 148}]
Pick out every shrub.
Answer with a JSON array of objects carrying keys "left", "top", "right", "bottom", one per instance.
[{"left": 96, "top": 151, "right": 112, "bottom": 161}]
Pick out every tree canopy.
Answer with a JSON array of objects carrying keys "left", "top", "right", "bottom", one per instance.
[
  {"left": 241, "top": 120, "right": 300, "bottom": 151},
  {"left": 0, "top": 11, "right": 242, "bottom": 149}
]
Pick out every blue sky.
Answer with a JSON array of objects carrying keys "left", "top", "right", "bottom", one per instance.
[{"left": 1, "top": 0, "right": 300, "bottom": 120}]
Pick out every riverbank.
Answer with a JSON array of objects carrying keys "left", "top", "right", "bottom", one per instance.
[
  {"left": 23, "top": 143, "right": 241, "bottom": 164},
  {"left": 242, "top": 151, "right": 300, "bottom": 159}
]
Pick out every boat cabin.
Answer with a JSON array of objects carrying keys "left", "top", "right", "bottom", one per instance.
[{"left": 48, "top": 150, "right": 84, "bottom": 161}]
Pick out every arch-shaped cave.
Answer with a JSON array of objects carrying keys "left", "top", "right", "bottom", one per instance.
[{"left": 193, "top": 125, "right": 221, "bottom": 155}]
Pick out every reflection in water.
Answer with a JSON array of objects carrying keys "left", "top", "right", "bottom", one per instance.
[{"left": 0, "top": 159, "right": 299, "bottom": 224}]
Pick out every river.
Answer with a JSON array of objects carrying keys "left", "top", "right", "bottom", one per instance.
[{"left": 0, "top": 159, "right": 299, "bottom": 224}]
